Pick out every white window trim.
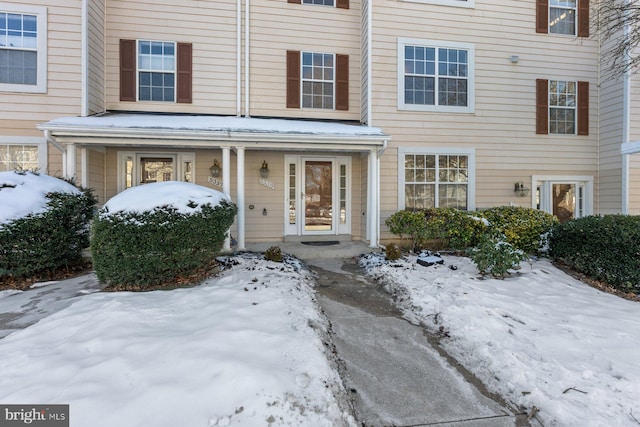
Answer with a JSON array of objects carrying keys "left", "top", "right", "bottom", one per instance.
[
  {"left": 549, "top": 1, "right": 577, "bottom": 36},
  {"left": 532, "top": 175, "right": 593, "bottom": 218},
  {"left": 301, "top": 51, "right": 336, "bottom": 110},
  {"left": 548, "top": 79, "right": 578, "bottom": 135},
  {"left": 397, "top": 37, "right": 475, "bottom": 113},
  {"left": 0, "top": 136, "right": 47, "bottom": 171},
  {"left": 0, "top": 4, "right": 47, "bottom": 93},
  {"left": 135, "top": 39, "right": 177, "bottom": 103},
  {"left": 398, "top": 147, "right": 476, "bottom": 211},
  {"left": 400, "top": 0, "right": 474, "bottom": 8}
]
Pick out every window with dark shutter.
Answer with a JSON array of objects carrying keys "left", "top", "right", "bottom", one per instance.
[
  {"left": 120, "top": 39, "right": 136, "bottom": 102},
  {"left": 286, "top": 51, "right": 301, "bottom": 109},
  {"left": 536, "top": 0, "right": 549, "bottom": 34},
  {"left": 577, "top": 81, "right": 589, "bottom": 135},
  {"left": 536, "top": 79, "right": 549, "bottom": 134},
  {"left": 335, "top": 54, "right": 349, "bottom": 110},
  {"left": 177, "top": 43, "right": 192, "bottom": 104}
]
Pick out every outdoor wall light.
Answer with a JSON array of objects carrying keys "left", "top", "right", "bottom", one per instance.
[
  {"left": 514, "top": 181, "right": 530, "bottom": 197},
  {"left": 260, "top": 161, "right": 269, "bottom": 178},
  {"left": 209, "top": 159, "right": 221, "bottom": 178}
]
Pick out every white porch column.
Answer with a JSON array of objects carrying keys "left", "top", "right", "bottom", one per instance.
[
  {"left": 80, "top": 147, "right": 88, "bottom": 188},
  {"left": 222, "top": 146, "right": 232, "bottom": 251},
  {"left": 236, "top": 147, "right": 246, "bottom": 250},
  {"left": 65, "top": 143, "right": 77, "bottom": 180},
  {"left": 368, "top": 149, "right": 378, "bottom": 248}
]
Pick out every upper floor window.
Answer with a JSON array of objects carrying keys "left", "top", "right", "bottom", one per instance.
[
  {"left": 536, "top": 0, "right": 589, "bottom": 37},
  {"left": 288, "top": 0, "right": 349, "bottom": 8},
  {"left": 0, "top": 5, "right": 47, "bottom": 93},
  {"left": 302, "top": 52, "right": 334, "bottom": 109},
  {"left": 138, "top": 41, "right": 176, "bottom": 102},
  {"left": 120, "top": 39, "right": 192, "bottom": 103},
  {"left": 286, "top": 50, "right": 349, "bottom": 111},
  {"left": 549, "top": 0, "right": 576, "bottom": 35},
  {"left": 398, "top": 38, "right": 474, "bottom": 113},
  {"left": 536, "top": 79, "right": 589, "bottom": 135}
]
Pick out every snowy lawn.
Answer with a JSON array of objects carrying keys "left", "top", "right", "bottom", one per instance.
[
  {"left": 361, "top": 253, "right": 640, "bottom": 427},
  {"left": 0, "top": 254, "right": 354, "bottom": 427}
]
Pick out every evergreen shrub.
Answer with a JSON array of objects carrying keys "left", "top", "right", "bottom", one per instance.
[
  {"left": 480, "top": 206, "right": 558, "bottom": 253},
  {"left": 0, "top": 184, "right": 97, "bottom": 279},
  {"left": 91, "top": 200, "right": 236, "bottom": 288},
  {"left": 549, "top": 215, "right": 640, "bottom": 293},
  {"left": 469, "top": 232, "right": 526, "bottom": 278}
]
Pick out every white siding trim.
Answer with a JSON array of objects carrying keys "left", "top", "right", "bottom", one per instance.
[{"left": 397, "top": 146, "right": 476, "bottom": 211}]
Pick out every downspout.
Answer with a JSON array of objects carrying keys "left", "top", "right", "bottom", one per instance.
[
  {"left": 366, "top": 0, "right": 373, "bottom": 126},
  {"left": 236, "top": 0, "right": 241, "bottom": 117},
  {"left": 621, "top": 4, "right": 631, "bottom": 214},
  {"left": 81, "top": 0, "right": 88, "bottom": 116},
  {"left": 244, "top": 0, "right": 250, "bottom": 117},
  {"left": 44, "top": 130, "right": 65, "bottom": 153}
]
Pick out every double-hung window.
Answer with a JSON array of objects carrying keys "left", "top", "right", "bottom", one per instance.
[
  {"left": 303, "top": 0, "right": 334, "bottom": 5},
  {"left": 399, "top": 148, "right": 475, "bottom": 211},
  {"left": 0, "top": 137, "right": 46, "bottom": 172},
  {"left": 398, "top": 38, "right": 474, "bottom": 113},
  {"left": 549, "top": 0, "right": 576, "bottom": 35},
  {"left": 0, "top": 5, "right": 46, "bottom": 93},
  {"left": 288, "top": 0, "right": 349, "bottom": 8},
  {"left": 302, "top": 52, "right": 334, "bottom": 109},
  {"left": 549, "top": 80, "right": 576, "bottom": 134},
  {"left": 138, "top": 41, "right": 175, "bottom": 102},
  {"left": 119, "top": 39, "right": 192, "bottom": 103}
]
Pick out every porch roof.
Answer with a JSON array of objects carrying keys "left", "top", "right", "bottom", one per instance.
[{"left": 38, "top": 113, "right": 389, "bottom": 151}]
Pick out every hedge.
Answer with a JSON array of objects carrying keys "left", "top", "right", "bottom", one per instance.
[
  {"left": 91, "top": 200, "right": 237, "bottom": 289},
  {"left": 480, "top": 206, "right": 558, "bottom": 254},
  {"left": 549, "top": 215, "right": 640, "bottom": 293}
]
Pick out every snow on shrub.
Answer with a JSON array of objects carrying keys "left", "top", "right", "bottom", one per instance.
[
  {"left": 91, "top": 182, "right": 237, "bottom": 289},
  {"left": 0, "top": 171, "right": 97, "bottom": 280}
]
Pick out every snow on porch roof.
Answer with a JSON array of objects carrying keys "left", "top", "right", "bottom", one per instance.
[{"left": 41, "top": 113, "right": 387, "bottom": 138}]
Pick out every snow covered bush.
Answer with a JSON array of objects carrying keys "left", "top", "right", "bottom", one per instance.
[
  {"left": 91, "top": 182, "right": 236, "bottom": 289},
  {"left": 469, "top": 232, "right": 526, "bottom": 278},
  {"left": 0, "top": 171, "right": 97, "bottom": 280},
  {"left": 480, "top": 206, "right": 558, "bottom": 254},
  {"left": 550, "top": 214, "right": 640, "bottom": 293}
]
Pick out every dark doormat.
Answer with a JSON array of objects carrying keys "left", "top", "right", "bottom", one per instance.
[{"left": 301, "top": 241, "right": 340, "bottom": 246}]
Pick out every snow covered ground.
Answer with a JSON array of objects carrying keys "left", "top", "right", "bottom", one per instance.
[
  {"left": 360, "top": 253, "right": 640, "bottom": 427},
  {"left": 0, "top": 254, "right": 355, "bottom": 427}
]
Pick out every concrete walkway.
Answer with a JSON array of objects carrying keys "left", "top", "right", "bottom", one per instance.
[{"left": 307, "top": 257, "right": 527, "bottom": 427}]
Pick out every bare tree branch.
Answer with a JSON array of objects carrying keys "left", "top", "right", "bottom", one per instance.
[{"left": 594, "top": 0, "right": 640, "bottom": 79}]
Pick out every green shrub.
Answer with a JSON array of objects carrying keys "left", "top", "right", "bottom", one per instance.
[
  {"left": 549, "top": 215, "right": 640, "bottom": 293},
  {"left": 91, "top": 200, "right": 236, "bottom": 289},
  {"left": 264, "top": 245, "right": 283, "bottom": 262},
  {"left": 0, "top": 187, "right": 97, "bottom": 279},
  {"left": 480, "top": 206, "right": 558, "bottom": 254},
  {"left": 469, "top": 232, "right": 526, "bottom": 279},
  {"left": 423, "top": 208, "right": 488, "bottom": 250},
  {"left": 385, "top": 243, "right": 402, "bottom": 261},
  {"left": 385, "top": 210, "right": 429, "bottom": 251}
]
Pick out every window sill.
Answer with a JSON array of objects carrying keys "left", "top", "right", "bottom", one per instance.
[
  {"left": 399, "top": 0, "right": 474, "bottom": 8},
  {"left": 0, "top": 83, "right": 47, "bottom": 94},
  {"left": 398, "top": 104, "right": 475, "bottom": 114}
]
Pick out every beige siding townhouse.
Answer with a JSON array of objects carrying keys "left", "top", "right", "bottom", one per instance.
[{"left": 0, "top": 0, "right": 636, "bottom": 248}]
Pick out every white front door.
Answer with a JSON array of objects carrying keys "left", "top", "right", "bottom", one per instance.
[{"left": 285, "top": 156, "right": 351, "bottom": 236}]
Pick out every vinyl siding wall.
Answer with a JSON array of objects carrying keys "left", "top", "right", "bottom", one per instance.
[
  {"left": 248, "top": 0, "right": 362, "bottom": 121},
  {"left": 0, "top": 1, "right": 83, "bottom": 175},
  {"left": 370, "top": 0, "right": 599, "bottom": 237},
  {"left": 87, "top": 0, "right": 105, "bottom": 115},
  {"left": 105, "top": 0, "right": 238, "bottom": 114}
]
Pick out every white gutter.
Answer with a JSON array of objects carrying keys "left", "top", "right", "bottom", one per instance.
[
  {"left": 81, "top": 0, "right": 88, "bottom": 116},
  {"left": 236, "top": 0, "right": 242, "bottom": 117},
  {"left": 244, "top": 0, "right": 250, "bottom": 117},
  {"left": 43, "top": 130, "right": 65, "bottom": 152}
]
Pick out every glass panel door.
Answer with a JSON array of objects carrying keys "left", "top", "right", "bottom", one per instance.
[
  {"left": 304, "top": 160, "right": 333, "bottom": 232},
  {"left": 552, "top": 183, "right": 576, "bottom": 223},
  {"left": 140, "top": 157, "right": 174, "bottom": 184}
]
